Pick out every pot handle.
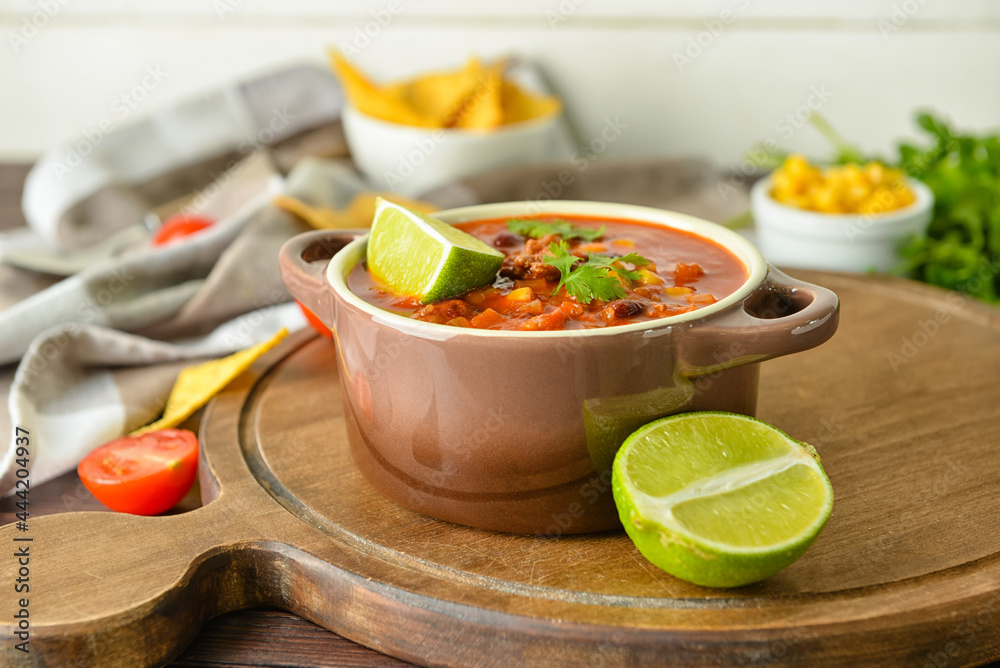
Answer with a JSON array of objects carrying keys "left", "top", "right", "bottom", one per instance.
[
  {"left": 678, "top": 265, "right": 840, "bottom": 375},
  {"left": 279, "top": 229, "right": 366, "bottom": 330}
]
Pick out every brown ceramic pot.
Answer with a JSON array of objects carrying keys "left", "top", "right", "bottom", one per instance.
[{"left": 280, "top": 201, "right": 839, "bottom": 534}]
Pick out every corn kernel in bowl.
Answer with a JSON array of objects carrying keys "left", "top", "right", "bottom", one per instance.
[{"left": 770, "top": 154, "right": 916, "bottom": 215}]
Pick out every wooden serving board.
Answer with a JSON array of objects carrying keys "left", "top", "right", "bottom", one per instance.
[{"left": 3, "top": 270, "right": 1000, "bottom": 667}]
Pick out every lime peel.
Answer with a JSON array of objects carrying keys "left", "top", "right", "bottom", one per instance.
[
  {"left": 612, "top": 411, "right": 834, "bottom": 588},
  {"left": 367, "top": 197, "right": 504, "bottom": 303}
]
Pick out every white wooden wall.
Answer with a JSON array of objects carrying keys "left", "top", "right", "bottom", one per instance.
[{"left": 1, "top": 0, "right": 998, "bottom": 164}]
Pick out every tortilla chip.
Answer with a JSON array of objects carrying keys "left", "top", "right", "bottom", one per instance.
[
  {"left": 500, "top": 80, "right": 561, "bottom": 124},
  {"left": 132, "top": 329, "right": 289, "bottom": 435},
  {"left": 391, "top": 58, "right": 485, "bottom": 127},
  {"left": 328, "top": 52, "right": 432, "bottom": 126},
  {"left": 274, "top": 193, "right": 437, "bottom": 230},
  {"left": 328, "top": 52, "right": 560, "bottom": 128},
  {"left": 452, "top": 59, "right": 506, "bottom": 129}
]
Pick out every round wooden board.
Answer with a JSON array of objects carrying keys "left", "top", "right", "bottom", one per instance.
[{"left": 3, "top": 270, "right": 1000, "bottom": 667}]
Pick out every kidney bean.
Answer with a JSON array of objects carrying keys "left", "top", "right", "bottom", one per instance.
[{"left": 610, "top": 299, "right": 645, "bottom": 319}]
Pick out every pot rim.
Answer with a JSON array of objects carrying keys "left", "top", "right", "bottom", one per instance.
[{"left": 326, "top": 200, "right": 768, "bottom": 339}]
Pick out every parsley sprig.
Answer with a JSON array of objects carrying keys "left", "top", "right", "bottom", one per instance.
[
  {"left": 506, "top": 218, "right": 605, "bottom": 242},
  {"left": 543, "top": 241, "right": 651, "bottom": 304}
]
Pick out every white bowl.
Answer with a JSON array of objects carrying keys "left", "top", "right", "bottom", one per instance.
[
  {"left": 750, "top": 175, "right": 934, "bottom": 273},
  {"left": 341, "top": 105, "right": 560, "bottom": 196}
]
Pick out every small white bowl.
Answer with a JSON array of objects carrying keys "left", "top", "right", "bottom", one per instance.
[
  {"left": 342, "top": 105, "right": 560, "bottom": 196},
  {"left": 750, "top": 175, "right": 934, "bottom": 273}
]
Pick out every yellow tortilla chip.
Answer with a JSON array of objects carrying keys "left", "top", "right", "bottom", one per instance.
[
  {"left": 390, "top": 58, "right": 485, "bottom": 127},
  {"left": 274, "top": 193, "right": 437, "bottom": 230},
  {"left": 132, "top": 329, "right": 289, "bottom": 435},
  {"left": 500, "top": 80, "right": 561, "bottom": 124},
  {"left": 329, "top": 52, "right": 431, "bottom": 126},
  {"left": 452, "top": 59, "right": 506, "bottom": 130},
  {"left": 328, "top": 52, "right": 560, "bottom": 129}
]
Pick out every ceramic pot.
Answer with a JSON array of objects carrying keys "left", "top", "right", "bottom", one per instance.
[{"left": 280, "top": 200, "right": 839, "bottom": 534}]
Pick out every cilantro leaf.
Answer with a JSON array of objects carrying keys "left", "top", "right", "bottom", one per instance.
[
  {"left": 891, "top": 112, "right": 1000, "bottom": 302},
  {"left": 506, "top": 218, "right": 605, "bottom": 242},
  {"left": 542, "top": 242, "right": 651, "bottom": 304},
  {"left": 545, "top": 241, "right": 582, "bottom": 296},
  {"left": 563, "top": 265, "right": 628, "bottom": 304},
  {"left": 587, "top": 252, "right": 650, "bottom": 283}
]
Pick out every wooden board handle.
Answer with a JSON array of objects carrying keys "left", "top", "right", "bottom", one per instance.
[{"left": 0, "top": 500, "right": 289, "bottom": 667}]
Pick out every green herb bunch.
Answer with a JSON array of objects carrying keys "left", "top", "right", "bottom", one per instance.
[{"left": 895, "top": 113, "right": 1000, "bottom": 302}]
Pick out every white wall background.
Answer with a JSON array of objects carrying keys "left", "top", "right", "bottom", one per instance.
[{"left": 0, "top": 0, "right": 998, "bottom": 166}]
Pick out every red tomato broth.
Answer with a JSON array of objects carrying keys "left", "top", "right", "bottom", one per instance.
[{"left": 347, "top": 215, "right": 748, "bottom": 331}]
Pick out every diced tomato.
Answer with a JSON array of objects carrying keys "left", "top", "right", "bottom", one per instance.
[
  {"left": 518, "top": 309, "right": 568, "bottom": 331},
  {"left": 151, "top": 214, "right": 215, "bottom": 246},
  {"left": 77, "top": 429, "right": 199, "bottom": 515},
  {"left": 674, "top": 262, "right": 705, "bottom": 284},
  {"left": 686, "top": 293, "right": 717, "bottom": 305},
  {"left": 296, "top": 300, "right": 334, "bottom": 339},
  {"left": 470, "top": 308, "right": 505, "bottom": 329},
  {"left": 517, "top": 299, "right": 545, "bottom": 315},
  {"left": 560, "top": 301, "right": 585, "bottom": 317}
]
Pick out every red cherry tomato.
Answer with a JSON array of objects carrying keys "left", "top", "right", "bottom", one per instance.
[
  {"left": 77, "top": 429, "right": 199, "bottom": 515},
  {"left": 296, "top": 300, "right": 334, "bottom": 339},
  {"left": 151, "top": 214, "right": 214, "bottom": 246}
]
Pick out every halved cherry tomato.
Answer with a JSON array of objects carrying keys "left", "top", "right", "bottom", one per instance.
[
  {"left": 151, "top": 214, "right": 214, "bottom": 246},
  {"left": 296, "top": 300, "right": 333, "bottom": 339},
  {"left": 77, "top": 429, "right": 199, "bottom": 515}
]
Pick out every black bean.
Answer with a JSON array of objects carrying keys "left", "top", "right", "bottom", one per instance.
[
  {"left": 610, "top": 299, "right": 644, "bottom": 319},
  {"left": 493, "top": 233, "right": 519, "bottom": 248}
]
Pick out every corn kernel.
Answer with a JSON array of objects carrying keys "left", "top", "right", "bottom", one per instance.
[
  {"left": 770, "top": 155, "right": 915, "bottom": 215},
  {"left": 638, "top": 268, "right": 664, "bottom": 285}
]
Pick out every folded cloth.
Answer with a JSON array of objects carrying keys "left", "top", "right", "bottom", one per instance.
[
  {"left": 0, "top": 158, "right": 363, "bottom": 494},
  {"left": 22, "top": 63, "right": 347, "bottom": 250}
]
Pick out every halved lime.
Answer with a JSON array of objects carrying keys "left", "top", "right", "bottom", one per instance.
[
  {"left": 612, "top": 412, "right": 833, "bottom": 588},
  {"left": 367, "top": 198, "right": 504, "bottom": 303}
]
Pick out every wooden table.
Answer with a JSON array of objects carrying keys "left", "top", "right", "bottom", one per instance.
[{"left": 0, "top": 164, "right": 409, "bottom": 668}]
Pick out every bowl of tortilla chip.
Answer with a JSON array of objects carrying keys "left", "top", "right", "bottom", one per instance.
[{"left": 331, "top": 53, "right": 562, "bottom": 195}]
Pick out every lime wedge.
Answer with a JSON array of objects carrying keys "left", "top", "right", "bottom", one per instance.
[
  {"left": 367, "top": 198, "right": 504, "bottom": 303},
  {"left": 612, "top": 412, "right": 833, "bottom": 588}
]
